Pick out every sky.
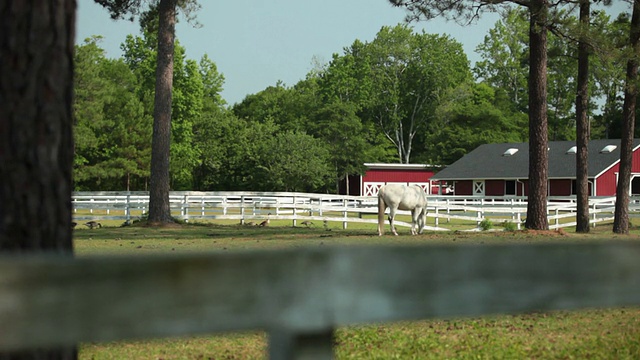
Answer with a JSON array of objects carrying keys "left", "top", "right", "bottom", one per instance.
[{"left": 76, "top": 1, "right": 629, "bottom": 106}]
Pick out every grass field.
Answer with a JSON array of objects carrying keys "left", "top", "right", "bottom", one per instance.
[{"left": 74, "top": 220, "right": 640, "bottom": 359}]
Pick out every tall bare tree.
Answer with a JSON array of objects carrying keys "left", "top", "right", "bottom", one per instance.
[
  {"left": 95, "top": 0, "right": 199, "bottom": 224},
  {"left": 390, "top": 0, "right": 551, "bottom": 230},
  {"left": 613, "top": 0, "right": 640, "bottom": 234},
  {"left": 0, "top": 0, "right": 77, "bottom": 358},
  {"left": 147, "top": 0, "right": 177, "bottom": 223},
  {"left": 575, "top": 0, "right": 591, "bottom": 233}
]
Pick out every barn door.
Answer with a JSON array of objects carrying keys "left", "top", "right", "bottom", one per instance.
[{"left": 473, "top": 180, "right": 485, "bottom": 196}]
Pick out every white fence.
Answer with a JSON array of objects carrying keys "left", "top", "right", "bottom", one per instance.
[
  {"left": 72, "top": 191, "right": 640, "bottom": 231},
  {"left": 1, "top": 242, "right": 639, "bottom": 358}
]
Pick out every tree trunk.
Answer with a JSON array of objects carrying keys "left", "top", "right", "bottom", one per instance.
[
  {"left": 148, "top": 0, "right": 177, "bottom": 224},
  {"left": 575, "top": 0, "right": 590, "bottom": 233},
  {"left": 613, "top": 0, "right": 640, "bottom": 234},
  {"left": 0, "top": 0, "right": 77, "bottom": 358},
  {"left": 525, "top": 0, "right": 550, "bottom": 230}
]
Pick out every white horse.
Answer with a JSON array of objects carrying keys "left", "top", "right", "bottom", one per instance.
[{"left": 377, "top": 184, "right": 428, "bottom": 236}]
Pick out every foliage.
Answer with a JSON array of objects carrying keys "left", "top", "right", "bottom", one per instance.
[
  {"left": 74, "top": 37, "right": 151, "bottom": 190},
  {"left": 479, "top": 218, "right": 493, "bottom": 231},
  {"left": 427, "top": 82, "right": 527, "bottom": 164},
  {"left": 474, "top": 8, "right": 529, "bottom": 112},
  {"left": 502, "top": 221, "right": 518, "bottom": 232},
  {"left": 256, "top": 130, "right": 333, "bottom": 192},
  {"left": 365, "top": 25, "right": 472, "bottom": 163}
]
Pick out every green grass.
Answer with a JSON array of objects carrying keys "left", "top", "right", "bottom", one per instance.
[{"left": 74, "top": 221, "right": 640, "bottom": 359}]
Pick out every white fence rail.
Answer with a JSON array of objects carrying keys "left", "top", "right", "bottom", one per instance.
[
  {"left": 72, "top": 191, "right": 640, "bottom": 231},
  {"left": 1, "top": 242, "right": 640, "bottom": 358}
]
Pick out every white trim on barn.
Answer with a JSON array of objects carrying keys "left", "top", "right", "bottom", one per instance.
[
  {"left": 363, "top": 163, "right": 441, "bottom": 170},
  {"left": 362, "top": 182, "right": 431, "bottom": 197},
  {"left": 363, "top": 182, "right": 386, "bottom": 196}
]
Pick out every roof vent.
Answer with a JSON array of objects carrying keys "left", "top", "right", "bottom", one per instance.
[
  {"left": 600, "top": 145, "right": 617, "bottom": 153},
  {"left": 567, "top": 146, "right": 577, "bottom": 154},
  {"left": 503, "top": 148, "right": 519, "bottom": 156}
]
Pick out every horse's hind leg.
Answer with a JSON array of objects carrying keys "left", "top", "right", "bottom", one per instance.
[
  {"left": 388, "top": 207, "right": 399, "bottom": 236},
  {"left": 419, "top": 207, "right": 427, "bottom": 234}
]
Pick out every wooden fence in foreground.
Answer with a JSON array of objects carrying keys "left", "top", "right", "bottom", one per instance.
[
  {"left": 0, "top": 242, "right": 639, "bottom": 358},
  {"left": 72, "top": 191, "right": 639, "bottom": 231}
]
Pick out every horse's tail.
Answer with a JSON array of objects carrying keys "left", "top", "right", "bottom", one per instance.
[{"left": 377, "top": 191, "right": 386, "bottom": 236}]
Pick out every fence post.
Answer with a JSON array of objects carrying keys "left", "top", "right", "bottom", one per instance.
[
  {"left": 268, "top": 328, "right": 334, "bottom": 360},
  {"left": 292, "top": 196, "right": 297, "bottom": 227},
  {"left": 182, "top": 194, "right": 189, "bottom": 223},
  {"left": 343, "top": 198, "right": 348, "bottom": 230},
  {"left": 125, "top": 192, "right": 131, "bottom": 222},
  {"left": 241, "top": 195, "right": 246, "bottom": 225},
  {"left": 434, "top": 206, "right": 439, "bottom": 227}
]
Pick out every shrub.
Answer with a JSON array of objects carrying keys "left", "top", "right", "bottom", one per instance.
[
  {"left": 502, "top": 221, "right": 518, "bottom": 232},
  {"left": 479, "top": 219, "right": 493, "bottom": 231}
]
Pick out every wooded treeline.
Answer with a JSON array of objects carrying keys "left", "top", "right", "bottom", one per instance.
[{"left": 75, "top": 7, "right": 634, "bottom": 193}]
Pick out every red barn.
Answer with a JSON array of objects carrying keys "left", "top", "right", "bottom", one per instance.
[
  {"left": 340, "top": 163, "right": 442, "bottom": 196},
  {"left": 431, "top": 139, "right": 640, "bottom": 197}
]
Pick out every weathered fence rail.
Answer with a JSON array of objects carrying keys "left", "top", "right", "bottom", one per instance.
[
  {"left": 1, "top": 242, "right": 639, "bottom": 358},
  {"left": 72, "top": 191, "right": 640, "bottom": 231}
]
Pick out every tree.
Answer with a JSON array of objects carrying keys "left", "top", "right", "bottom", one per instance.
[
  {"left": 429, "top": 82, "right": 528, "bottom": 164},
  {"left": 575, "top": 0, "right": 591, "bottom": 233},
  {"left": 315, "top": 44, "right": 393, "bottom": 190},
  {"left": 0, "top": 0, "right": 77, "bottom": 358},
  {"left": 256, "top": 131, "right": 333, "bottom": 192},
  {"left": 390, "top": 0, "right": 551, "bottom": 230},
  {"left": 74, "top": 38, "right": 151, "bottom": 191},
  {"left": 474, "top": 8, "right": 530, "bottom": 112},
  {"left": 148, "top": 0, "right": 177, "bottom": 222},
  {"left": 613, "top": 0, "right": 640, "bottom": 234},
  {"left": 590, "top": 11, "right": 629, "bottom": 138},
  {"left": 95, "top": 0, "right": 200, "bottom": 224},
  {"left": 364, "top": 25, "right": 471, "bottom": 163},
  {"left": 313, "top": 102, "right": 371, "bottom": 193}
]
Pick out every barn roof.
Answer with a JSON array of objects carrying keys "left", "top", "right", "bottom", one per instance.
[{"left": 431, "top": 139, "right": 640, "bottom": 181}]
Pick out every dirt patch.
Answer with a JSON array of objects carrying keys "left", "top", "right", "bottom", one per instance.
[{"left": 522, "top": 229, "right": 568, "bottom": 237}]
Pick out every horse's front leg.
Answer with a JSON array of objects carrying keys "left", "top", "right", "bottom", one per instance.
[
  {"left": 388, "top": 208, "right": 399, "bottom": 236},
  {"left": 410, "top": 208, "right": 420, "bottom": 235}
]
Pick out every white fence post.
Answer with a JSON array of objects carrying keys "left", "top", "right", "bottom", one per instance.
[
  {"left": 434, "top": 206, "right": 439, "bottom": 227},
  {"left": 125, "top": 193, "right": 131, "bottom": 222},
  {"left": 343, "top": 198, "right": 348, "bottom": 230},
  {"left": 292, "top": 196, "right": 297, "bottom": 227},
  {"left": 182, "top": 194, "right": 189, "bottom": 222}
]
